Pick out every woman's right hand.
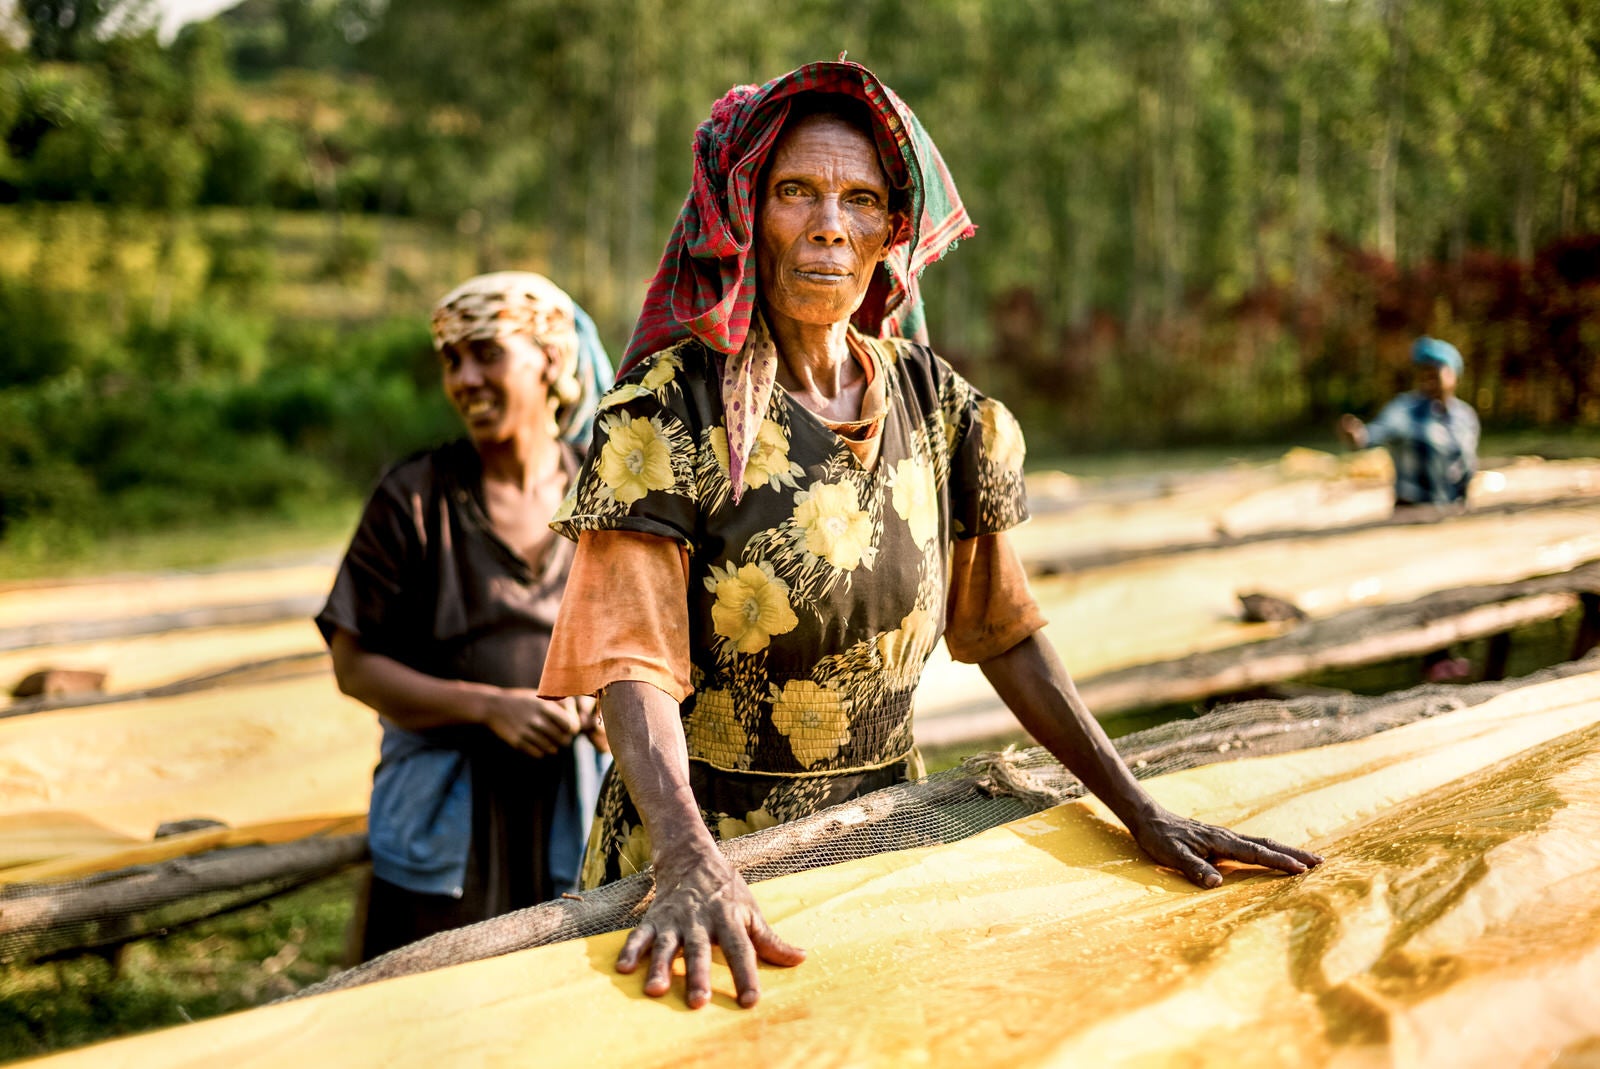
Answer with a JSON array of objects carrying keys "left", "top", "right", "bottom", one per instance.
[
  {"left": 477, "top": 688, "right": 581, "bottom": 757},
  {"left": 616, "top": 842, "right": 805, "bottom": 1009}
]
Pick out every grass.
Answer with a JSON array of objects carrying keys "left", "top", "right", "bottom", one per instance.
[
  {"left": 0, "top": 496, "right": 362, "bottom": 583},
  {"left": 0, "top": 869, "right": 363, "bottom": 1065}
]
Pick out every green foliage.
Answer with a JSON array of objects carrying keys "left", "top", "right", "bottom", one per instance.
[
  {"left": 0, "top": 870, "right": 361, "bottom": 1062},
  {"left": 1, "top": 0, "right": 1598, "bottom": 552},
  {"left": 19, "top": 0, "right": 156, "bottom": 62},
  {"left": 0, "top": 269, "right": 455, "bottom": 543}
]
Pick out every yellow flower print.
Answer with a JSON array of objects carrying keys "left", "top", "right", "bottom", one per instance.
[
  {"left": 891, "top": 457, "right": 939, "bottom": 548},
  {"left": 598, "top": 414, "right": 674, "bottom": 505},
  {"left": 979, "top": 399, "right": 1027, "bottom": 473},
  {"left": 579, "top": 820, "right": 608, "bottom": 889},
  {"left": 617, "top": 823, "right": 653, "bottom": 877},
  {"left": 769, "top": 679, "right": 852, "bottom": 768},
  {"left": 710, "top": 419, "right": 800, "bottom": 492},
  {"left": 793, "top": 481, "right": 873, "bottom": 571},
  {"left": 597, "top": 383, "right": 650, "bottom": 410},
  {"left": 877, "top": 605, "right": 939, "bottom": 684},
  {"left": 597, "top": 353, "right": 684, "bottom": 411},
  {"left": 685, "top": 691, "right": 748, "bottom": 766},
  {"left": 640, "top": 350, "right": 682, "bottom": 392},
  {"left": 551, "top": 485, "right": 577, "bottom": 525},
  {"left": 717, "top": 807, "right": 780, "bottom": 841},
  {"left": 709, "top": 561, "right": 800, "bottom": 654}
]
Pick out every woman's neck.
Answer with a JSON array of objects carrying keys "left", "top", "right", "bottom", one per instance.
[
  {"left": 767, "top": 312, "right": 864, "bottom": 421},
  {"left": 476, "top": 428, "right": 562, "bottom": 493}
]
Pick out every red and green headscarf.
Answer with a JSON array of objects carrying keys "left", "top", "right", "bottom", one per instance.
[{"left": 621, "top": 60, "right": 975, "bottom": 498}]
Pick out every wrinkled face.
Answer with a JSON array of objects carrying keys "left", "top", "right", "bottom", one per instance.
[
  {"left": 756, "top": 114, "right": 900, "bottom": 330},
  {"left": 1414, "top": 362, "right": 1455, "bottom": 401},
  {"left": 439, "top": 333, "right": 552, "bottom": 445}
]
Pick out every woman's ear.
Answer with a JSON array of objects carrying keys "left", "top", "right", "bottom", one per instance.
[
  {"left": 539, "top": 343, "right": 562, "bottom": 384},
  {"left": 882, "top": 210, "right": 910, "bottom": 258}
]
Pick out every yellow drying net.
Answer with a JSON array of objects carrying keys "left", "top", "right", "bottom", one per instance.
[{"left": 28, "top": 668, "right": 1600, "bottom": 1068}]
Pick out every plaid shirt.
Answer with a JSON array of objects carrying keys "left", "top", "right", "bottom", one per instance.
[{"left": 1363, "top": 392, "right": 1480, "bottom": 505}]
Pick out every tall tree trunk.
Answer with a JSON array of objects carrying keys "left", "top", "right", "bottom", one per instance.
[
  {"left": 1376, "top": 0, "right": 1408, "bottom": 262},
  {"left": 1295, "top": 94, "right": 1320, "bottom": 299},
  {"left": 1558, "top": 9, "right": 1580, "bottom": 235},
  {"left": 617, "top": 1, "right": 658, "bottom": 337},
  {"left": 1513, "top": 104, "right": 1536, "bottom": 263}
]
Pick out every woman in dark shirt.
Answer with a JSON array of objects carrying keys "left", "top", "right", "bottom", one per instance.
[{"left": 316, "top": 272, "right": 613, "bottom": 959}]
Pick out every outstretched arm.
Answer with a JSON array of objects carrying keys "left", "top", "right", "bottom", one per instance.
[
  {"left": 601, "top": 680, "right": 804, "bottom": 1009},
  {"left": 979, "top": 633, "right": 1322, "bottom": 886}
]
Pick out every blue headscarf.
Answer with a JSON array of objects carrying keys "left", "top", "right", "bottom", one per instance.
[
  {"left": 565, "top": 304, "right": 614, "bottom": 446},
  {"left": 1412, "top": 336, "right": 1463, "bottom": 376}
]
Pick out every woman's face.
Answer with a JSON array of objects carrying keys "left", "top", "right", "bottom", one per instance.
[
  {"left": 756, "top": 113, "right": 899, "bottom": 331},
  {"left": 439, "top": 333, "right": 553, "bottom": 445}
]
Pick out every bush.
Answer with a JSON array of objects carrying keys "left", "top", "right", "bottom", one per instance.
[
  {"left": 0, "top": 300, "right": 455, "bottom": 547},
  {"left": 123, "top": 301, "right": 271, "bottom": 382},
  {"left": 0, "top": 280, "right": 92, "bottom": 387}
]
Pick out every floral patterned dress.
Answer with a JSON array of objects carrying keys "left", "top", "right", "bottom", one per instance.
[{"left": 551, "top": 330, "right": 1029, "bottom": 888}]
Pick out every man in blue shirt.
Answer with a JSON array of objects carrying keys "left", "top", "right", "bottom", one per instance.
[
  {"left": 1338, "top": 336, "right": 1479, "bottom": 508},
  {"left": 1338, "top": 336, "right": 1479, "bottom": 681}
]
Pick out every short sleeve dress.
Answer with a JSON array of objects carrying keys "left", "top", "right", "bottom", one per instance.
[
  {"left": 549, "top": 331, "right": 1030, "bottom": 888},
  {"left": 317, "top": 439, "right": 601, "bottom": 957}
]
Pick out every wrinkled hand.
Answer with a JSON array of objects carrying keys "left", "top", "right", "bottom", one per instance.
[
  {"left": 617, "top": 847, "right": 805, "bottom": 1009},
  {"left": 480, "top": 688, "right": 581, "bottom": 758},
  {"left": 1132, "top": 807, "right": 1322, "bottom": 888}
]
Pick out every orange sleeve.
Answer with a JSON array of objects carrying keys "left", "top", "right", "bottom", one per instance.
[
  {"left": 944, "top": 531, "right": 1048, "bottom": 664},
  {"left": 538, "top": 530, "right": 693, "bottom": 703}
]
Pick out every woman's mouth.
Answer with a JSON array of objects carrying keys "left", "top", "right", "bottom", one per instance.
[
  {"left": 461, "top": 398, "right": 498, "bottom": 420},
  {"left": 795, "top": 267, "right": 852, "bottom": 285}
]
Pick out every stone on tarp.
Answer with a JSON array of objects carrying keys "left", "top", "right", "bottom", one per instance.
[{"left": 10, "top": 668, "right": 107, "bottom": 699}]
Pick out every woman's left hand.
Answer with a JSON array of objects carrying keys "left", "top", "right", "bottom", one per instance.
[{"left": 1130, "top": 807, "right": 1323, "bottom": 888}]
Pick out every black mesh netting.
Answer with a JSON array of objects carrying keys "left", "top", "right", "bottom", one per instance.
[
  {"left": 285, "top": 652, "right": 1599, "bottom": 999},
  {"left": 0, "top": 835, "right": 367, "bottom": 965}
]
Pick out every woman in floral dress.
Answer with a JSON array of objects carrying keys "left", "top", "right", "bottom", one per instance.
[{"left": 539, "top": 62, "right": 1322, "bottom": 1009}]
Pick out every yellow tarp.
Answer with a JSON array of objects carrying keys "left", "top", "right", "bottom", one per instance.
[
  {"left": 1012, "top": 454, "right": 1600, "bottom": 564},
  {"left": 0, "top": 619, "right": 326, "bottom": 703},
  {"left": 916, "top": 502, "right": 1600, "bottom": 720},
  {"left": 0, "top": 561, "right": 334, "bottom": 633},
  {"left": 32, "top": 668, "right": 1600, "bottom": 1068},
  {"left": 0, "top": 674, "right": 378, "bottom": 878},
  {"left": 0, "top": 814, "right": 366, "bottom": 888}
]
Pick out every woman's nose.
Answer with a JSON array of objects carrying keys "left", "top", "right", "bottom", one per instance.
[
  {"left": 808, "top": 196, "right": 847, "bottom": 245},
  {"left": 452, "top": 356, "right": 485, "bottom": 387}
]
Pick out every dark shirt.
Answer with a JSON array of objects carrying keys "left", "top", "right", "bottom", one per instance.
[
  {"left": 316, "top": 438, "right": 586, "bottom": 909},
  {"left": 318, "top": 437, "right": 576, "bottom": 695}
]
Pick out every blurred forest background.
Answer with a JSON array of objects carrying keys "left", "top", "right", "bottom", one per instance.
[{"left": 1, "top": 0, "right": 1597, "bottom": 561}]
